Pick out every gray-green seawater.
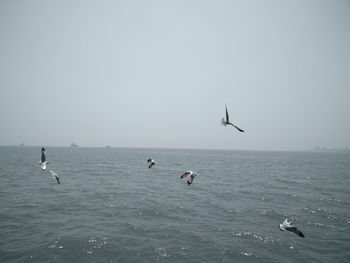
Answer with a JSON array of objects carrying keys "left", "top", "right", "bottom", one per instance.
[{"left": 0, "top": 146, "right": 349, "bottom": 262}]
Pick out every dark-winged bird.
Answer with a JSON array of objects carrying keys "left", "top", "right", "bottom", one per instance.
[
  {"left": 279, "top": 219, "right": 305, "bottom": 238},
  {"left": 39, "top": 147, "right": 50, "bottom": 170},
  {"left": 181, "top": 171, "right": 199, "bottom": 185},
  {"left": 221, "top": 104, "right": 244, "bottom": 132},
  {"left": 49, "top": 170, "right": 60, "bottom": 184},
  {"left": 147, "top": 158, "right": 156, "bottom": 169}
]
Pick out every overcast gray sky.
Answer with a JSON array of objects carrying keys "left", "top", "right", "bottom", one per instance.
[{"left": 0, "top": 0, "right": 349, "bottom": 151}]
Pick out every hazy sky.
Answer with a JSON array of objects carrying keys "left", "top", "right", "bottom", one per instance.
[{"left": 1, "top": 0, "right": 349, "bottom": 151}]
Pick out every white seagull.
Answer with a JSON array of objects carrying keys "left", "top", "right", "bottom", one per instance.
[
  {"left": 181, "top": 171, "right": 199, "bottom": 185},
  {"left": 221, "top": 104, "right": 244, "bottom": 132},
  {"left": 279, "top": 219, "right": 305, "bottom": 238},
  {"left": 39, "top": 147, "right": 50, "bottom": 170},
  {"left": 147, "top": 158, "right": 156, "bottom": 169},
  {"left": 49, "top": 170, "right": 60, "bottom": 184}
]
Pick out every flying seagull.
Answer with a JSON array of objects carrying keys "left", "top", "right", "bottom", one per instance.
[
  {"left": 221, "top": 104, "right": 244, "bottom": 132},
  {"left": 49, "top": 170, "right": 60, "bottom": 184},
  {"left": 279, "top": 219, "right": 305, "bottom": 238},
  {"left": 147, "top": 158, "right": 156, "bottom": 169},
  {"left": 181, "top": 171, "right": 199, "bottom": 185},
  {"left": 39, "top": 147, "right": 50, "bottom": 170}
]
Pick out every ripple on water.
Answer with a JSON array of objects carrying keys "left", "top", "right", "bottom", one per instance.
[
  {"left": 232, "top": 231, "right": 276, "bottom": 245},
  {"left": 155, "top": 247, "right": 170, "bottom": 262}
]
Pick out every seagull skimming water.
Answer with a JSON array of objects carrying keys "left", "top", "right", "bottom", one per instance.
[
  {"left": 38, "top": 148, "right": 60, "bottom": 184},
  {"left": 49, "top": 170, "right": 60, "bottom": 184},
  {"left": 181, "top": 171, "right": 199, "bottom": 185},
  {"left": 147, "top": 158, "right": 156, "bottom": 169},
  {"left": 279, "top": 219, "right": 305, "bottom": 238},
  {"left": 39, "top": 147, "right": 50, "bottom": 170}
]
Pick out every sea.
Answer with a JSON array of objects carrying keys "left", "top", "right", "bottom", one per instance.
[{"left": 0, "top": 146, "right": 349, "bottom": 262}]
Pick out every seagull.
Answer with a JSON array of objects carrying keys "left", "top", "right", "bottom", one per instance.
[
  {"left": 39, "top": 147, "right": 50, "bottom": 170},
  {"left": 279, "top": 219, "right": 305, "bottom": 238},
  {"left": 221, "top": 104, "right": 244, "bottom": 132},
  {"left": 147, "top": 158, "right": 156, "bottom": 169},
  {"left": 181, "top": 171, "right": 199, "bottom": 185},
  {"left": 49, "top": 170, "right": 60, "bottom": 184}
]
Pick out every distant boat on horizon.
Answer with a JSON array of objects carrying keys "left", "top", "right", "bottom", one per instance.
[
  {"left": 70, "top": 143, "right": 78, "bottom": 147},
  {"left": 20, "top": 143, "right": 25, "bottom": 147},
  {"left": 105, "top": 146, "right": 111, "bottom": 148}
]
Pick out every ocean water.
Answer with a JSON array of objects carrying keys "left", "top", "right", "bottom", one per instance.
[{"left": 0, "top": 146, "right": 349, "bottom": 263}]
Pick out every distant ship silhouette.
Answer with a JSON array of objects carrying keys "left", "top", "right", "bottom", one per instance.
[{"left": 70, "top": 143, "right": 78, "bottom": 147}]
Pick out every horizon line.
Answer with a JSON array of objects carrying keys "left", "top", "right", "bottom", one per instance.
[{"left": 1, "top": 144, "right": 349, "bottom": 153}]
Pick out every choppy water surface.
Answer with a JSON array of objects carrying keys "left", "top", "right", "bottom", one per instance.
[{"left": 0, "top": 147, "right": 349, "bottom": 262}]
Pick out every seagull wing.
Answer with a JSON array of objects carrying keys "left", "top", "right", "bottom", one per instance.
[
  {"left": 225, "top": 104, "right": 230, "bottom": 122},
  {"left": 181, "top": 171, "right": 191, "bottom": 179},
  {"left": 229, "top": 123, "right": 245, "bottom": 132},
  {"left": 189, "top": 174, "right": 196, "bottom": 183},
  {"left": 181, "top": 174, "right": 188, "bottom": 179},
  {"left": 49, "top": 170, "right": 60, "bottom": 184},
  {"left": 41, "top": 150, "right": 46, "bottom": 163},
  {"left": 286, "top": 227, "right": 305, "bottom": 238}
]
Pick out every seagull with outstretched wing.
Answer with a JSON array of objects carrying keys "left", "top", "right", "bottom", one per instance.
[
  {"left": 147, "top": 158, "right": 156, "bottom": 168},
  {"left": 279, "top": 219, "right": 305, "bottom": 238},
  {"left": 221, "top": 104, "right": 245, "bottom": 132},
  {"left": 181, "top": 171, "right": 198, "bottom": 185},
  {"left": 38, "top": 148, "right": 60, "bottom": 184},
  {"left": 49, "top": 170, "right": 60, "bottom": 184},
  {"left": 39, "top": 147, "right": 50, "bottom": 170}
]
